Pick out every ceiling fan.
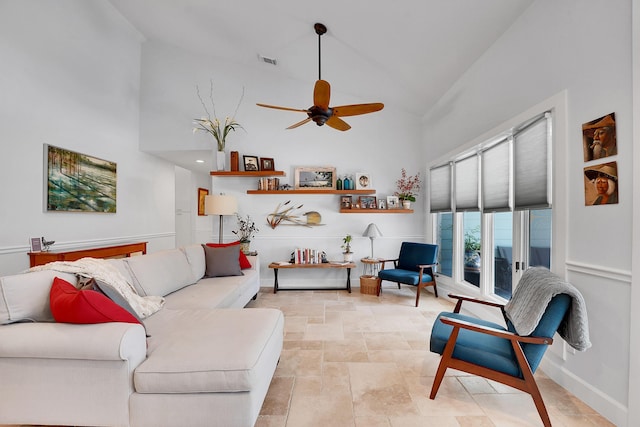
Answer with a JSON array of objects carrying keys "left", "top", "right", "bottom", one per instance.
[{"left": 257, "top": 23, "right": 384, "bottom": 131}]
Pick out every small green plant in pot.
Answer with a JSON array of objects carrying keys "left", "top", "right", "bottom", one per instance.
[{"left": 341, "top": 234, "right": 353, "bottom": 261}]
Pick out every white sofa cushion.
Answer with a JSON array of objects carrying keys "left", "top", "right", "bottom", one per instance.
[
  {"left": 125, "top": 249, "right": 194, "bottom": 297},
  {"left": 180, "top": 244, "right": 206, "bottom": 282},
  {"left": 0, "top": 270, "right": 77, "bottom": 324},
  {"left": 135, "top": 308, "right": 284, "bottom": 393}
]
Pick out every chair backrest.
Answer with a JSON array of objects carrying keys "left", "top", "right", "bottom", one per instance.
[
  {"left": 507, "top": 293, "right": 571, "bottom": 373},
  {"left": 397, "top": 242, "right": 438, "bottom": 272}
]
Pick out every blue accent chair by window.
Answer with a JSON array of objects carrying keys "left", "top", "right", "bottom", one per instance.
[
  {"left": 429, "top": 268, "right": 577, "bottom": 427},
  {"left": 377, "top": 242, "right": 438, "bottom": 307}
]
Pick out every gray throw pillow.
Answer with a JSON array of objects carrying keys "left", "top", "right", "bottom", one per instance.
[
  {"left": 76, "top": 275, "right": 145, "bottom": 325},
  {"left": 202, "top": 244, "right": 243, "bottom": 278}
]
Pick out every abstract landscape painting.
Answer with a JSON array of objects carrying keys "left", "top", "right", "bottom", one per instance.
[{"left": 46, "top": 144, "right": 117, "bottom": 213}]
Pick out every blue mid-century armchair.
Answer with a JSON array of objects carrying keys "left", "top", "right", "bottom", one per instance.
[
  {"left": 429, "top": 267, "right": 591, "bottom": 427},
  {"left": 377, "top": 242, "right": 438, "bottom": 307}
]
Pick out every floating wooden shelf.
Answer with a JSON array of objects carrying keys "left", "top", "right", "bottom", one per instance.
[
  {"left": 210, "top": 171, "right": 286, "bottom": 177},
  {"left": 340, "top": 208, "right": 414, "bottom": 214},
  {"left": 247, "top": 189, "right": 376, "bottom": 195}
]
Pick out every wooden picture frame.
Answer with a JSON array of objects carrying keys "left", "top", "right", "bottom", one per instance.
[
  {"left": 197, "top": 188, "right": 209, "bottom": 216},
  {"left": 355, "top": 172, "right": 372, "bottom": 190},
  {"left": 340, "top": 195, "right": 352, "bottom": 209},
  {"left": 260, "top": 157, "right": 275, "bottom": 171},
  {"left": 359, "top": 196, "right": 377, "bottom": 209},
  {"left": 295, "top": 167, "right": 337, "bottom": 190},
  {"left": 243, "top": 155, "right": 260, "bottom": 171}
]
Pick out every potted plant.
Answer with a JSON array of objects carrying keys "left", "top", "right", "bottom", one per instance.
[
  {"left": 464, "top": 226, "right": 481, "bottom": 268},
  {"left": 232, "top": 214, "right": 258, "bottom": 254},
  {"left": 341, "top": 234, "right": 353, "bottom": 261},
  {"left": 394, "top": 168, "right": 422, "bottom": 209}
]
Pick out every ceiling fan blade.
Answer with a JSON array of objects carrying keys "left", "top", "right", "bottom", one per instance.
[
  {"left": 333, "top": 103, "right": 384, "bottom": 117},
  {"left": 286, "top": 117, "right": 312, "bottom": 129},
  {"left": 256, "top": 103, "right": 309, "bottom": 113},
  {"left": 326, "top": 116, "right": 351, "bottom": 131},
  {"left": 314, "top": 80, "right": 331, "bottom": 110}
]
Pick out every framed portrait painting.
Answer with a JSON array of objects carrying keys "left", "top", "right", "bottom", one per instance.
[
  {"left": 355, "top": 173, "right": 371, "bottom": 190},
  {"left": 260, "top": 157, "right": 275, "bottom": 171}
]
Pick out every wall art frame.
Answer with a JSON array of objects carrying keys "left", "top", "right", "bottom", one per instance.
[
  {"left": 197, "top": 187, "right": 209, "bottom": 216},
  {"left": 260, "top": 157, "right": 275, "bottom": 171},
  {"left": 44, "top": 144, "right": 117, "bottom": 213}
]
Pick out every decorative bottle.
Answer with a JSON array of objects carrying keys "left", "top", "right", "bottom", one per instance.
[
  {"left": 343, "top": 176, "right": 351, "bottom": 191},
  {"left": 336, "top": 176, "right": 343, "bottom": 190}
]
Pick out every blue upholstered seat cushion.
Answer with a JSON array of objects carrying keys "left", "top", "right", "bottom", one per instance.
[
  {"left": 430, "top": 312, "right": 522, "bottom": 377},
  {"left": 378, "top": 269, "right": 433, "bottom": 286}
]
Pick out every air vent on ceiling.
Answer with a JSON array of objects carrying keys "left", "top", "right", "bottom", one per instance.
[{"left": 257, "top": 54, "right": 277, "bottom": 66}]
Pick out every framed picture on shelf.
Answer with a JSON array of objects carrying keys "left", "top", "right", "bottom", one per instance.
[
  {"left": 340, "top": 195, "right": 352, "bottom": 209},
  {"left": 260, "top": 157, "right": 275, "bottom": 171},
  {"left": 29, "top": 237, "right": 42, "bottom": 252},
  {"left": 295, "top": 167, "right": 336, "bottom": 190},
  {"left": 355, "top": 173, "right": 371, "bottom": 190},
  {"left": 243, "top": 155, "right": 260, "bottom": 171},
  {"left": 359, "top": 196, "right": 377, "bottom": 209},
  {"left": 197, "top": 188, "right": 208, "bottom": 216},
  {"left": 378, "top": 199, "right": 386, "bottom": 210},
  {"left": 387, "top": 195, "right": 399, "bottom": 209}
]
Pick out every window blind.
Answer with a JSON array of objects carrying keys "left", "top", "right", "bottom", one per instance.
[
  {"left": 481, "top": 137, "right": 511, "bottom": 212},
  {"left": 514, "top": 113, "right": 552, "bottom": 209},
  {"left": 454, "top": 154, "right": 480, "bottom": 211},
  {"left": 429, "top": 163, "right": 452, "bottom": 212}
]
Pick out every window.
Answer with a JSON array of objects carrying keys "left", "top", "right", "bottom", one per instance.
[
  {"left": 436, "top": 212, "right": 453, "bottom": 277},
  {"left": 430, "top": 112, "right": 552, "bottom": 298}
]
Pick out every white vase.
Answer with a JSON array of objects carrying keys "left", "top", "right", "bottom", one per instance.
[
  {"left": 216, "top": 151, "right": 226, "bottom": 171},
  {"left": 343, "top": 252, "right": 353, "bottom": 262},
  {"left": 402, "top": 200, "right": 411, "bottom": 209}
]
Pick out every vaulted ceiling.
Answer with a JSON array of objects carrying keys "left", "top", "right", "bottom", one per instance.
[{"left": 109, "top": 0, "right": 534, "bottom": 117}]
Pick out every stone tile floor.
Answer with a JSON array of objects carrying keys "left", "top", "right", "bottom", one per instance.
[{"left": 248, "top": 285, "right": 614, "bottom": 427}]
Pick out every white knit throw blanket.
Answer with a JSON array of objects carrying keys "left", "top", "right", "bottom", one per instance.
[
  {"left": 30, "top": 257, "right": 164, "bottom": 318},
  {"left": 505, "top": 267, "right": 591, "bottom": 352}
]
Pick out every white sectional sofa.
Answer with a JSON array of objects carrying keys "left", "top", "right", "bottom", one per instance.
[{"left": 0, "top": 243, "right": 284, "bottom": 427}]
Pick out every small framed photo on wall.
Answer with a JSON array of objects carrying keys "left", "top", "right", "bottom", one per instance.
[
  {"left": 377, "top": 199, "right": 386, "bottom": 210},
  {"left": 197, "top": 188, "right": 209, "bottom": 216}
]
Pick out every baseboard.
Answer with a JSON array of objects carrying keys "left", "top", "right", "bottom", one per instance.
[{"left": 540, "top": 352, "right": 627, "bottom": 426}]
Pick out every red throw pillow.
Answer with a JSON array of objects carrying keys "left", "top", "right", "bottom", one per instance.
[
  {"left": 205, "top": 241, "right": 252, "bottom": 269},
  {"left": 49, "top": 277, "right": 141, "bottom": 325}
]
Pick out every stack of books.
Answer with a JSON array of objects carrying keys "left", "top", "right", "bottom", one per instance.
[{"left": 293, "top": 248, "right": 323, "bottom": 264}]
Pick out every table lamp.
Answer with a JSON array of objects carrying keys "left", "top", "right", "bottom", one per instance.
[
  {"left": 362, "top": 223, "right": 383, "bottom": 258},
  {"left": 205, "top": 194, "right": 238, "bottom": 243}
]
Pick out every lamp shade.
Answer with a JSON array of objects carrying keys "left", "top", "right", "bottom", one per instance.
[
  {"left": 204, "top": 194, "right": 237, "bottom": 216},
  {"left": 362, "top": 223, "right": 383, "bottom": 238}
]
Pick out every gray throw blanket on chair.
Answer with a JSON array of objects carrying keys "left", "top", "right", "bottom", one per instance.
[{"left": 505, "top": 267, "right": 592, "bottom": 351}]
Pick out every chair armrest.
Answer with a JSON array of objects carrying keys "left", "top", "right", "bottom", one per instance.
[
  {"left": 448, "top": 293, "right": 505, "bottom": 314},
  {"left": 438, "top": 316, "right": 553, "bottom": 345},
  {"left": 379, "top": 258, "right": 398, "bottom": 269}
]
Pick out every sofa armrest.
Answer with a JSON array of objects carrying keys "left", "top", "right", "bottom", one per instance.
[
  {"left": 0, "top": 322, "right": 147, "bottom": 363},
  {"left": 246, "top": 254, "right": 260, "bottom": 271}
]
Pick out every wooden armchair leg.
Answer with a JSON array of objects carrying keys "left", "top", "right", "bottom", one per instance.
[
  {"left": 430, "top": 326, "right": 459, "bottom": 399},
  {"left": 397, "top": 282, "right": 401, "bottom": 289}
]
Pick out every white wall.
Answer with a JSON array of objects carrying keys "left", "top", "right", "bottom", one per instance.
[
  {"left": 423, "top": 0, "right": 633, "bottom": 425},
  {"left": 0, "top": 0, "right": 177, "bottom": 275},
  {"left": 138, "top": 40, "right": 427, "bottom": 286}
]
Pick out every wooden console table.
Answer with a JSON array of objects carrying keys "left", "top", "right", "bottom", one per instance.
[
  {"left": 268, "top": 262, "right": 356, "bottom": 293},
  {"left": 28, "top": 242, "right": 147, "bottom": 267}
]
